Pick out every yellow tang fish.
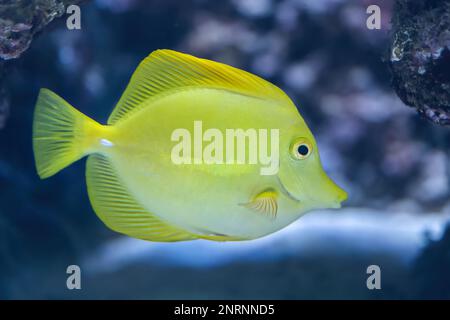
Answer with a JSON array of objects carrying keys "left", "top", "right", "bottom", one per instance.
[{"left": 33, "top": 49, "right": 347, "bottom": 242}]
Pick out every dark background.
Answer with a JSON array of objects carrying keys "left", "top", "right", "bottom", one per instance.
[{"left": 0, "top": 0, "right": 449, "bottom": 299}]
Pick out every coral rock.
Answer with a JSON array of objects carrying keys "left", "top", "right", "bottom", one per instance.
[{"left": 389, "top": 0, "right": 450, "bottom": 126}]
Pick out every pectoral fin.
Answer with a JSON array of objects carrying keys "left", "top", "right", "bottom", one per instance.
[{"left": 240, "top": 189, "right": 278, "bottom": 219}]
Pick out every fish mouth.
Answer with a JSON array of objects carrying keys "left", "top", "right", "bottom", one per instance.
[
  {"left": 276, "top": 175, "right": 301, "bottom": 202},
  {"left": 276, "top": 175, "right": 347, "bottom": 208}
]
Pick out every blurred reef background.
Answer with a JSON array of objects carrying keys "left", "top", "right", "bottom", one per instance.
[{"left": 0, "top": 0, "right": 449, "bottom": 299}]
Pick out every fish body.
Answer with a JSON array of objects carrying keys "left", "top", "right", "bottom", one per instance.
[{"left": 33, "top": 50, "right": 347, "bottom": 242}]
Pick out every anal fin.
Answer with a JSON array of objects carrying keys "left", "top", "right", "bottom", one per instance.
[{"left": 86, "top": 154, "right": 196, "bottom": 242}]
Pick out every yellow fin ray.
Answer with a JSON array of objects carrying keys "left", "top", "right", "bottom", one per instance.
[
  {"left": 197, "top": 234, "right": 247, "bottom": 242},
  {"left": 241, "top": 189, "right": 278, "bottom": 219},
  {"left": 108, "top": 49, "right": 294, "bottom": 124},
  {"left": 33, "top": 89, "right": 102, "bottom": 179},
  {"left": 86, "top": 154, "right": 197, "bottom": 242}
]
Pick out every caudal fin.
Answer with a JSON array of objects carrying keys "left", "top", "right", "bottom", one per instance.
[{"left": 33, "top": 89, "right": 103, "bottom": 179}]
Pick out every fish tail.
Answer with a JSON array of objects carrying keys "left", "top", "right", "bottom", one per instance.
[{"left": 33, "top": 88, "right": 105, "bottom": 179}]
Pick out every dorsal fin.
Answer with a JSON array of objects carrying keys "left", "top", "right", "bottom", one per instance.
[{"left": 108, "top": 49, "right": 293, "bottom": 124}]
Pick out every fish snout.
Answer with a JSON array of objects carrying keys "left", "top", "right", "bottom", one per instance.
[
  {"left": 337, "top": 185, "right": 348, "bottom": 202},
  {"left": 330, "top": 186, "right": 348, "bottom": 208},
  {"left": 322, "top": 175, "right": 348, "bottom": 209}
]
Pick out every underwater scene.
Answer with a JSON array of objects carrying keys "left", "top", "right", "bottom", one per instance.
[{"left": 0, "top": 0, "right": 449, "bottom": 300}]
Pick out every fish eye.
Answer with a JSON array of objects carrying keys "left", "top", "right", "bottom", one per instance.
[
  {"left": 290, "top": 139, "right": 312, "bottom": 160},
  {"left": 297, "top": 144, "right": 309, "bottom": 156}
]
